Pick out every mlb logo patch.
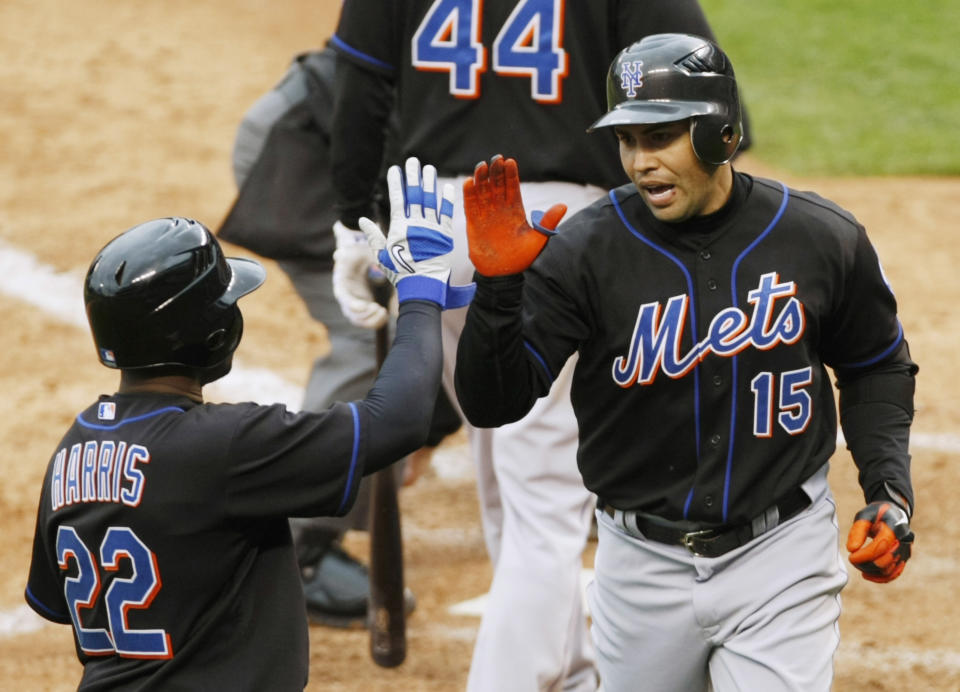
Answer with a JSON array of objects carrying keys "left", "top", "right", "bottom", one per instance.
[
  {"left": 98, "top": 402, "right": 116, "bottom": 421},
  {"left": 100, "top": 348, "right": 117, "bottom": 366}
]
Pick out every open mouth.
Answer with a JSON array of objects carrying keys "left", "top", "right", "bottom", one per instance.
[{"left": 643, "top": 183, "right": 676, "bottom": 205}]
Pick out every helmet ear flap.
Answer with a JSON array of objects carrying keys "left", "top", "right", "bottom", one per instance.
[
  {"left": 691, "top": 114, "right": 742, "bottom": 165},
  {"left": 204, "top": 306, "right": 243, "bottom": 363},
  {"left": 197, "top": 308, "right": 243, "bottom": 384},
  {"left": 205, "top": 328, "right": 229, "bottom": 352}
]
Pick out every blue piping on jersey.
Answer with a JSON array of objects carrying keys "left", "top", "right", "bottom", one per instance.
[
  {"left": 76, "top": 406, "right": 185, "bottom": 431},
  {"left": 723, "top": 182, "right": 790, "bottom": 522},
  {"left": 329, "top": 34, "right": 395, "bottom": 72},
  {"left": 609, "top": 190, "right": 702, "bottom": 519},
  {"left": 837, "top": 320, "right": 904, "bottom": 369},
  {"left": 523, "top": 340, "right": 555, "bottom": 382},
  {"left": 24, "top": 586, "right": 67, "bottom": 621},
  {"left": 337, "top": 403, "right": 362, "bottom": 515}
]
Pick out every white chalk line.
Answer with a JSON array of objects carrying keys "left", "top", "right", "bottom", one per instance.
[
  {"left": 836, "top": 641, "right": 960, "bottom": 674},
  {"left": 410, "top": 623, "right": 478, "bottom": 644},
  {"left": 911, "top": 432, "right": 960, "bottom": 453},
  {"left": 3, "top": 241, "right": 960, "bottom": 672},
  {"left": 402, "top": 524, "right": 484, "bottom": 547},
  {"left": 5, "top": 239, "right": 956, "bottom": 456},
  {"left": 8, "top": 600, "right": 960, "bottom": 676},
  {"left": 0, "top": 604, "right": 48, "bottom": 637},
  {"left": 4, "top": 240, "right": 957, "bottom": 451}
]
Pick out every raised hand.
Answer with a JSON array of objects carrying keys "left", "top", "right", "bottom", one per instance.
[
  {"left": 361, "top": 157, "right": 474, "bottom": 309},
  {"left": 463, "top": 154, "right": 567, "bottom": 276}
]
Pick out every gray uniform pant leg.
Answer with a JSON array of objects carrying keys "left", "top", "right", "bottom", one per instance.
[{"left": 589, "top": 465, "right": 847, "bottom": 692}]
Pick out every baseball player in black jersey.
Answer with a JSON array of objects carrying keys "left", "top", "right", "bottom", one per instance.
[
  {"left": 454, "top": 34, "right": 917, "bottom": 691},
  {"left": 24, "top": 157, "right": 468, "bottom": 690},
  {"left": 328, "top": 3, "right": 742, "bottom": 689}
]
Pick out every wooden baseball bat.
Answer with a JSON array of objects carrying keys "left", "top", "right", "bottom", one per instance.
[{"left": 368, "top": 279, "right": 406, "bottom": 668}]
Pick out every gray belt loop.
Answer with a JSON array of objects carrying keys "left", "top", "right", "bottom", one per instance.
[
  {"left": 613, "top": 508, "right": 628, "bottom": 534},
  {"left": 751, "top": 505, "right": 780, "bottom": 538},
  {"left": 614, "top": 508, "right": 642, "bottom": 539}
]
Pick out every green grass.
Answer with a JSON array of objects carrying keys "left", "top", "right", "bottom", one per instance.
[{"left": 699, "top": 0, "right": 960, "bottom": 175}]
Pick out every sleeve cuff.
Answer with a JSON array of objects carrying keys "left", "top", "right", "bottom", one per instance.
[{"left": 473, "top": 272, "right": 524, "bottom": 309}]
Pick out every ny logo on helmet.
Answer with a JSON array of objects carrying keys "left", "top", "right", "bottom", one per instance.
[{"left": 619, "top": 60, "right": 644, "bottom": 97}]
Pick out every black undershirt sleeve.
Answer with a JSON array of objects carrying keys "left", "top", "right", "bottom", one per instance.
[
  {"left": 836, "top": 342, "right": 918, "bottom": 513},
  {"left": 359, "top": 300, "right": 443, "bottom": 475},
  {"left": 454, "top": 274, "right": 548, "bottom": 428},
  {"left": 330, "top": 56, "right": 394, "bottom": 228}
]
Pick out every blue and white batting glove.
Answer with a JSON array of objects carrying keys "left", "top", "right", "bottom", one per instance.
[{"left": 360, "top": 157, "right": 475, "bottom": 309}]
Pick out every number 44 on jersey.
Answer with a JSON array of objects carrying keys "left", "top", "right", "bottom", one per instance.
[{"left": 413, "top": 0, "right": 568, "bottom": 102}]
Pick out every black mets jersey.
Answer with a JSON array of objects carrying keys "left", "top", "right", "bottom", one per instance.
[
  {"left": 25, "top": 392, "right": 364, "bottom": 690},
  {"left": 455, "top": 172, "right": 916, "bottom": 525},
  {"left": 330, "top": 0, "right": 721, "bottom": 223}
]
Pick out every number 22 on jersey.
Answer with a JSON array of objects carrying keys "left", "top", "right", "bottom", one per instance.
[
  {"left": 57, "top": 525, "right": 172, "bottom": 659},
  {"left": 412, "top": 0, "right": 568, "bottom": 102}
]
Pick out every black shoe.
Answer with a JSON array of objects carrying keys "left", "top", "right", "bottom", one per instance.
[
  {"left": 302, "top": 544, "right": 416, "bottom": 629},
  {"left": 302, "top": 543, "right": 369, "bottom": 628}
]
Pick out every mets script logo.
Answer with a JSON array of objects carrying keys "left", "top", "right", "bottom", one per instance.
[
  {"left": 612, "top": 273, "right": 805, "bottom": 387},
  {"left": 619, "top": 60, "right": 644, "bottom": 97}
]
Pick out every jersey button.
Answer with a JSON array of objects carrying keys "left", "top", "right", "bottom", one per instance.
[
  {"left": 709, "top": 434, "right": 721, "bottom": 446},
  {"left": 700, "top": 249, "right": 712, "bottom": 261},
  {"left": 707, "top": 279, "right": 718, "bottom": 290},
  {"left": 712, "top": 375, "right": 722, "bottom": 386},
  {"left": 704, "top": 495, "right": 714, "bottom": 508}
]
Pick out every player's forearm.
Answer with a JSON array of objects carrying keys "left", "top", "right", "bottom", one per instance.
[
  {"left": 330, "top": 57, "right": 393, "bottom": 227},
  {"left": 454, "top": 274, "right": 543, "bottom": 427},
  {"left": 361, "top": 300, "right": 443, "bottom": 474},
  {"left": 838, "top": 363, "right": 917, "bottom": 513}
]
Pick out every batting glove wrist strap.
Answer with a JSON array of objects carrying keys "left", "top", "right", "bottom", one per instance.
[
  {"left": 846, "top": 500, "right": 914, "bottom": 583},
  {"left": 362, "top": 157, "right": 475, "bottom": 309},
  {"left": 393, "top": 276, "right": 475, "bottom": 308},
  {"left": 530, "top": 209, "right": 559, "bottom": 236}
]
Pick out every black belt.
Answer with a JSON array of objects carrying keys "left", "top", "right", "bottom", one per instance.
[{"left": 602, "top": 487, "right": 810, "bottom": 558}]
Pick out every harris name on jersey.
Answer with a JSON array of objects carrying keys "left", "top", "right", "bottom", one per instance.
[{"left": 48, "top": 437, "right": 150, "bottom": 511}]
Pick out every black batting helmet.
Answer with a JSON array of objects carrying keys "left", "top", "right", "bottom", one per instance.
[
  {"left": 588, "top": 33, "right": 743, "bottom": 165},
  {"left": 84, "top": 217, "right": 265, "bottom": 381}
]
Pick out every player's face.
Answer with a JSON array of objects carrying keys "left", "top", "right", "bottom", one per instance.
[{"left": 616, "top": 121, "right": 732, "bottom": 223}]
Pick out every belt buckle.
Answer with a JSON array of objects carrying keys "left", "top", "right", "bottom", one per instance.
[{"left": 680, "top": 529, "right": 716, "bottom": 557}]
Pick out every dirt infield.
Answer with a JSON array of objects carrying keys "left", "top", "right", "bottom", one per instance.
[{"left": 2, "top": 2, "right": 958, "bottom": 690}]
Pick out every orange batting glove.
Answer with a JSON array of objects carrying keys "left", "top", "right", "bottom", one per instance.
[
  {"left": 846, "top": 501, "right": 914, "bottom": 583},
  {"left": 463, "top": 155, "right": 567, "bottom": 276}
]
